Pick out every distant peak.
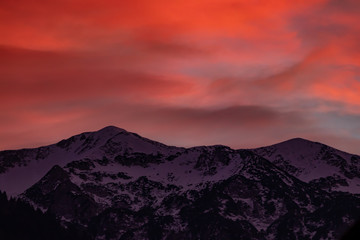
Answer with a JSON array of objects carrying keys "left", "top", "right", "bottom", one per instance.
[
  {"left": 285, "top": 137, "right": 311, "bottom": 143},
  {"left": 271, "top": 137, "right": 321, "bottom": 148},
  {"left": 88, "top": 126, "right": 127, "bottom": 140},
  {"left": 97, "top": 126, "right": 127, "bottom": 133}
]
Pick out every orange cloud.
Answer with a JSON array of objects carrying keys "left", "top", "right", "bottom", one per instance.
[
  {"left": 1, "top": 0, "right": 360, "bottom": 154},
  {"left": 0, "top": 46, "right": 197, "bottom": 108},
  {"left": 0, "top": 0, "right": 326, "bottom": 50}
]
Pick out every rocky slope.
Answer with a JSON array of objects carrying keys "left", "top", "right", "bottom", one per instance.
[
  {"left": 0, "top": 126, "right": 360, "bottom": 239},
  {"left": 252, "top": 138, "right": 360, "bottom": 193}
]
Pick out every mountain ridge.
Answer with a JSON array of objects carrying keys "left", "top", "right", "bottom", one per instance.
[
  {"left": 1, "top": 126, "right": 360, "bottom": 239},
  {"left": 1, "top": 126, "right": 359, "bottom": 195}
]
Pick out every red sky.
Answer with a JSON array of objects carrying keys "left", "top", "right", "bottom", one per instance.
[{"left": 1, "top": 0, "right": 360, "bottom": 154}]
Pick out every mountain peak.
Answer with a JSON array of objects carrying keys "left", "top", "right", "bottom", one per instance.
[
  {"left": 287, "top": 137, "right": 310, "bottom": 142},
  {"left": 265, "top": 137, "right": 322, "bottom": 151},
  {"left": 97, "top": 125, "right": 126, "bottom": 134},
  {"left": 278, "top": 137, "right": 315, "bottom": 145},
  {"left": 88, "top": 126, "right": 127, "bottom": 141}
]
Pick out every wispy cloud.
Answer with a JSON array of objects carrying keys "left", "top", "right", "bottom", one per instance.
[{"left": 1, "top": 0, "right": 360, "bottom": 154}]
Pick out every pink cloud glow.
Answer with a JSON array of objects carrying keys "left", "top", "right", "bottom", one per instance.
[{"left": 1, "top": 0, "right": 360, "bottom": 154}]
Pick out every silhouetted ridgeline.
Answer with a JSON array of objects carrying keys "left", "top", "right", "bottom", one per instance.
[{"left": 0, "top": 191, "right": 91, "bottom": 240}]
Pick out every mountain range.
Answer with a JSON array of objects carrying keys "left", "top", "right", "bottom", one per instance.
[{"left": 0, "top": 126, "right": 359, "bottom": 239}]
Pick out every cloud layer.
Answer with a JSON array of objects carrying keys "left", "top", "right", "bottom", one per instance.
[{"left": 1, "top": 0, "right": 360, "bottom": 153}]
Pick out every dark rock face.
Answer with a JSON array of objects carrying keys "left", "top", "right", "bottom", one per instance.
[
  {"left": 23, "top": 165, "right": 100, "bottom": 224},
  {"left": 0, "top": 147, "right": 51, "bottom": 173},
  {"left": 1, "top": 127, "right": 360, "bottom": 239},
  {"left": 114, "top": 152, "right": 165, "bottom": 167},
  {"left": 22, "top": 154, "right": 360, "bottom": 240},
  {"left": 194, "top": 146, "right": 232, "bottom": 175},
  {"left": 309, "top": 174, "right": 349, "bottom": 191}
]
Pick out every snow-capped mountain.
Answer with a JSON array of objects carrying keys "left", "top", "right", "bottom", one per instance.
[
  {"left": 0, "top": 126, "right": 179, "bottom": 196},
  {"left": 0, "top": 126, "right": 360, "bottom": 239},
  {"left": 252, "top": 138, "right": 360, "bottom": 193}
]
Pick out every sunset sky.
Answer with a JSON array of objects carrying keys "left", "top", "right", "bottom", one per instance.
[{"left": 1, "top": 0, "right": 360, "bottom": 154}]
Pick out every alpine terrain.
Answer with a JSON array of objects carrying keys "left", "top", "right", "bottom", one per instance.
[{"left": 0, "top": 126, "right": 359, "bottom": 239}]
